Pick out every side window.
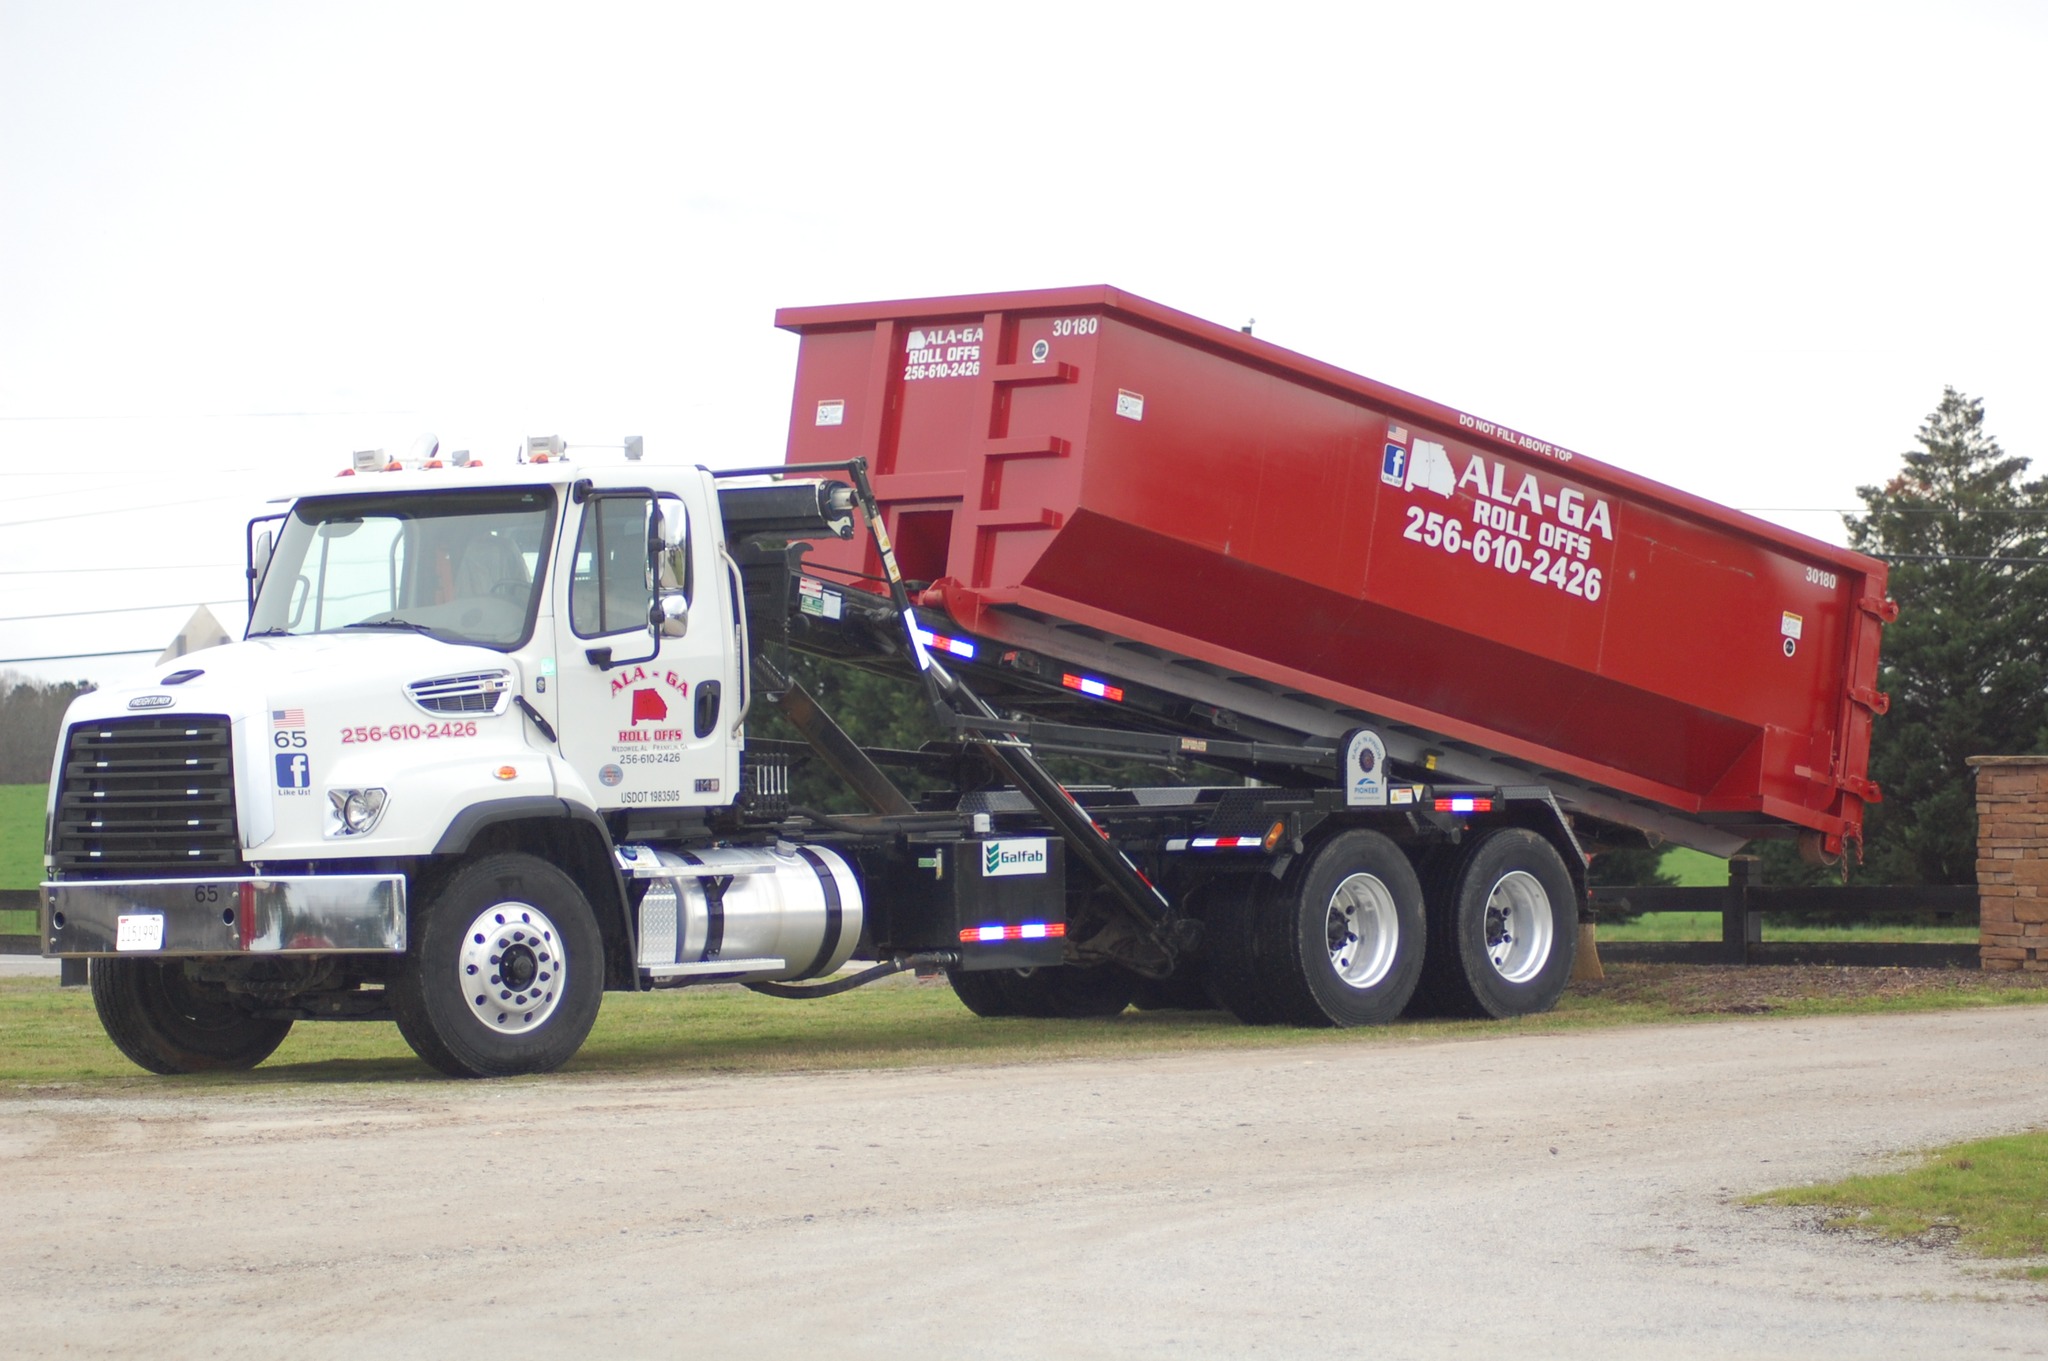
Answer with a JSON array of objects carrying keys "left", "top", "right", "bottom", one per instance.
[{"left": 571, "top": 496, "right": 653, "bottom": 637}]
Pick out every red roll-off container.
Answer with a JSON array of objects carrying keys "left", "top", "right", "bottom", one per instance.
[{"left": 776, "top": 286, "right": 1890, "bottom": 857}]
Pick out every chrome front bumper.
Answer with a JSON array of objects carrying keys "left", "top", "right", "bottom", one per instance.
[{"left": 41, "top": 876, "right": 408, "bottom": 956}]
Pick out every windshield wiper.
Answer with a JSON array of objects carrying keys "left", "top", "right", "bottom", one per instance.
[
  {"left": 342, "top": 616, "right": 442, "bottom": 637},
  {"left": 245, "top": 628, "right": 293, "bottom": 638}
]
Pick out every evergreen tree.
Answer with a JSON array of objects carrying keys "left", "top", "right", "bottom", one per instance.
[
  {"left": 0, "top": 672, "right": 95, "bottom": 784},
  {"left": 1843, "top": 389, "right": 2048, "bottom": 884}
]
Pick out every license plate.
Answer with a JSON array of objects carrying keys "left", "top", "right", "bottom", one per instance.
[{"left": 115, "top": 913, "right": 166, "bottom": 951}]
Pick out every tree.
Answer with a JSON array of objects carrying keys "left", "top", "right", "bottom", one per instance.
[
  {"left": 1841, "top": 388, "right": 2048, "bottom": 884},
  {"left": 0, "top": 672, "right": 96, "bottom": 784}
]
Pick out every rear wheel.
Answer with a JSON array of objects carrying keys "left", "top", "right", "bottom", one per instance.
[
  {"left": 91, "top": 959, "right": 294, "bottom": 1074},
  {"left": 1202, "top": 878, "right": 1283, "bottom": 1024},
  {"left": 946, "top": 966, "right": 1018, "bottom": 1018},
  {"left": 391, "top": 853, "right": 605, "bottom": 1077},
  {"left": 945, "top": 964, "right": 1136, "bottom": 1018},
  {"left": 1255, "top": 830, "right": 1426, "bottom": 1027},
  {"left": 1417, "top": 828, "right": 1576, "bottom": 1018}
]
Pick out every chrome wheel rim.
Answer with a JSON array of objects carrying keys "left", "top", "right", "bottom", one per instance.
[
  {"left": 1325, "top": 873, "right": 1399, "bottom": 990},
  {"left": 1483, "top": 871, "right": 1553, "bottom": 983},
  {"left": 457, "top": 901, "right": 566, "bottom": 1035}
]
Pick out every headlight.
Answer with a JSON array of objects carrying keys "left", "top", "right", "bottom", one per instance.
[{"left": 325, "top": 787, "right": 389, "bottom": 837}]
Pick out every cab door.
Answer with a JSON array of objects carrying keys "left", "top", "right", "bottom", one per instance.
[{"left": 550, "top": 485, "right": 736, "bottom": 812}]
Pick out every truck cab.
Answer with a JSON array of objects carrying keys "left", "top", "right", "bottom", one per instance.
[{"left": 41, "top": 452, "right": 829, "bottom": 1077}]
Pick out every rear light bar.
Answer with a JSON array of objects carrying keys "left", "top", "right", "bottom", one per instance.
[
  {"left": 1061, "top": 673, "right": 1124, "bottom": 702},
  {"left": 959, "top": 922, "right": 1067, "bottom": 943},
  {"left": 1433, "top": 797, "right": 1494, "bottom": 813},
  {"left": 1168, "top": 822, "right": 1287, "bottom": 853},
  {"left": 912, "top": 627, "right": 977, "bottom": 660}
]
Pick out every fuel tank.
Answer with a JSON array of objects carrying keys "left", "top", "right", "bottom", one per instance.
[{"left": 618, "top": 843, "right": 862, "bottom": 982}]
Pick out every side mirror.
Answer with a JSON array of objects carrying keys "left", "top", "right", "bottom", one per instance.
[
  {"left": 251, "top": 529, "right": 275, "bottom": 583},
  {"left": 657, "top": 590, "right": 689, "bottom": 638},
  {"left": 654, "top": 502, "right": 687, "bottom": 552}
]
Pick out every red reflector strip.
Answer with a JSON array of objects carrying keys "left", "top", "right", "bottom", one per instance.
[
  {"left": 912, "top": 627, "right": 977, "bottom": 660},
  {"left": 1432, "top": 797, "right": 1495, "bottom": 813},
  {"left": 1190, "top": 836, "right": 1262, "bottom": 849},
  {"left": 959, "top": 922, "right": 1068, "bottom": 943},
  {"left": 1061, "top": 673, "right": 1125, "bottom": 702}
]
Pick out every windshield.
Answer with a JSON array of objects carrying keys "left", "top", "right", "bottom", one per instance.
[{"left": 248, "top": 488, "right": 557, "bottom": 649}]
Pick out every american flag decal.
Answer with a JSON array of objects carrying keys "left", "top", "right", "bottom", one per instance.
[{"left": 271, "top": 708, "right": 306, "bottom": 729}]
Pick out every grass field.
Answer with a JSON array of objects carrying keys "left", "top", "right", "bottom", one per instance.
[
  {"left": 0, "top": 784, "right": 41, "bottom": 937},
  {"left": 4, "top": 966, "right": 2046, "bottom": 1089},
  {"left": 1753, "top": 1132, "right": 2048, "bottom": 1279}
]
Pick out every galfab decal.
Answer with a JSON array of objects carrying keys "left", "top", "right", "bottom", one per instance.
[{"left": 982, "top": 838, "right": 1049, "bottom": 877}]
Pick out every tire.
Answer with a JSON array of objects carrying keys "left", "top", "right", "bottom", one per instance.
[
  {"left": 946, "top": 966, "right": 1019, "bottom": 1018},
  {"left": 90, "top": 958, "right": 294, "bottom": 1074},
  {"left": 1003, "top": 965, "right": 1137, "bottom": 1018},
  {"left": 1254, "top": 830, "right": 1426, "bottom": 1027},
  {"left": 390, "top": 853, "right": 606, "bottom": 1078},
  {"left": 1201, "top": 877, "right": 1283, "bottom": 1025},
  {"left": 1416, "top": 828, "right": 1577, "bottom": 1019}
]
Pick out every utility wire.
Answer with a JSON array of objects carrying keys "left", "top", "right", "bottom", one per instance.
[
  {"left": 0, "top": 493, "right": 253, "bottom": 530},
  {"left": 0, "top": 565, "right": 235, "bottom": 575},
  {"left": 0, "top": 600, "right": 241, "bottom": 625},
  {"left": 0, "top": 648, "right": 164, "bottom": 664}
]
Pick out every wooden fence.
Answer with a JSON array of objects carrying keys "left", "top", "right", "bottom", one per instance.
[
  {"left": 1590, "top": 858, "right": 1980, "bottom": 967},
  {"left": 1, "top": 888, "right": 40, "bottom": 955}
]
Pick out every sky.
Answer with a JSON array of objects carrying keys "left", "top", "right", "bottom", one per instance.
[{"left": 3, "top": 0, "right": 2045, "bottom": 690}]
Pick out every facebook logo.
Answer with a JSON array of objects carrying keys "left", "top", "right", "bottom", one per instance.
[
  {"left": 275, "top": 752, "right": 310, "bottom": 790},
  {"left": 1380, "top": 442, "right": 1408, "bottom": 487}
]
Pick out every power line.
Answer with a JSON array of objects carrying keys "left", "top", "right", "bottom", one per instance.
[
  {"left": 0, "top": 409, "right": 422, "bottom": 422},
  {"left": 0, "top": 600, "right": 241, "bottom": 625},
  {"left": 0, "top": 493, "right": 253, "bottom": 530},
  {"left": 0, "top": 565, "right": 236, "bottom": 575},
  {"left": 1876, "top": 554, "right": 2048, "bottom": 565},
  {"left": 0, "top": 648, "right": 163, "bottom": 664}
]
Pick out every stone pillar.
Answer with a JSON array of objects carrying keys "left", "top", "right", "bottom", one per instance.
[{"left": 1968, "top": 755, "right": 2048, "bottom": 972}]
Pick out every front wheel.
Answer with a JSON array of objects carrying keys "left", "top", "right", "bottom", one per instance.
[
  {"left": 391, "top": 853, "right": 605, "bottom": 1078},
  {"left": 1418, "top": 828, "right": 1576, "bottom": 1019},
  {"left": 91, "top": 958, "right": 294, "bottom": 1074}
]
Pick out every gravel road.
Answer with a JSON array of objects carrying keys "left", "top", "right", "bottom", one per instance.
[{"left": 4, "top": 1007, "right": 2045, "bottom": 1359}]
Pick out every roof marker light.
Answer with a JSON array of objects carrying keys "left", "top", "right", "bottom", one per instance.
[
  {"left": 1061, "top": 673, "right": 1125, "bottom": 703},
  {"left": 912, "top": 627, "right": 977, "bottom": 660}
]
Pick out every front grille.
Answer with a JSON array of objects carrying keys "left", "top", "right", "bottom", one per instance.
[
  {"left": 52, "top": 715, "right": 243, "bottom": 876},
  {"left": 408, "top": 670, "right": 511, "bottom": 715}
]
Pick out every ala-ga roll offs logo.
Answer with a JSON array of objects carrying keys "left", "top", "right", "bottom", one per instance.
[{"left": 982, "top": 838, "right": 1049, "bottom": 877}]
